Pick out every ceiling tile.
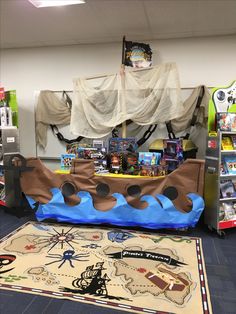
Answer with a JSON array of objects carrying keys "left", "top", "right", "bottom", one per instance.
[{"left": 0, "top": 0, "right": 236, "bottom": 48}]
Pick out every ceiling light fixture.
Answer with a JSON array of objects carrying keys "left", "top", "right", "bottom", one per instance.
[{"left": 28, "top": 0, "right": 85, "bottom": 8}]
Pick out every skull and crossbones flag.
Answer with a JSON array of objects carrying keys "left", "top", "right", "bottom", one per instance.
[{"left": 122, "top": 36, "right": 152, "bottom": 68}]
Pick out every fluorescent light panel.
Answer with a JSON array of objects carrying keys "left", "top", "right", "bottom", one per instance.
[{"left": 28, "top": 0, "right": 85, "bottom": 8}]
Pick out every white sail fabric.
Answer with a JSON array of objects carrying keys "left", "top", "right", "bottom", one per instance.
[{"left": 71, "top": 63, "right": 184, "bottom": 138}]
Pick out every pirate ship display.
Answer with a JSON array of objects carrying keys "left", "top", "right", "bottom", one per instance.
[
  {"left": 1, "top": 39, "right": 210, "bottom": 229},
  {"left": 2, "top": 153, "right": 205, "bottom": 229}
]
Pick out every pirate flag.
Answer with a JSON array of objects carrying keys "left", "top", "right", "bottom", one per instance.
[{"left": 123, "top": 38, "right": 152, "bottom": 68}]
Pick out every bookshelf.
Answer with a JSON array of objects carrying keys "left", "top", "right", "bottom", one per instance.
[{"left": 204, "top": 130, "right": 236, "bottom": 236}]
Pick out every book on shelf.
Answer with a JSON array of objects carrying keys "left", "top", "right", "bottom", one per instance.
[
  {"left": 219, "top": 202, "right": 236, "bottom": 222},
  {"left": 231, "top": 114, "right": 236, "bottom": 131},
  {"left": 231, "top": 135, "right": 236, "bottom": 149},
  {"left": 217, "top": 113, "right": 231, "bottom": 131},
  {"left": 220, "top": 180, "right": 236, "bottom": 198},
  {"left": 223, "top": 156, "right": 236, "bottom": 174},
  {"left": 220, "top": 162, "right": 228, "bottom": 175},
  {"left": 221, "top": 136, "right": 233, "bottom": 150},
  {"left": 216, "top": 112, "right": 236, "bottom": 132}
]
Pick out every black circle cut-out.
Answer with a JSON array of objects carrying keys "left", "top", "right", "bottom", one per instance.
[
  {"left": 96, "top": 183, "right": 110, "bottom": 197},
  {"left": 163, "top": 186, "right": 178, "bottom": 200},
  {"left": 61, "top": 182, "right": 76, "bottom": 197},
  {"left": 127, "top": 185, "right": 141, "bottom": 197}
]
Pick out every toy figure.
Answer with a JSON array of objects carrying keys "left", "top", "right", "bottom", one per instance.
[
  {"left": 110, "top": 153, "right": 122, "bottom": 174},
  {"left": 151, "top": 153, "right": 157, "bottom": 165},
  {"left": 111, "top": 155, "right": 119, "bottom": 167}
]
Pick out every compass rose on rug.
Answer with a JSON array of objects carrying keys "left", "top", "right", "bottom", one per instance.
[{"left": 36, "top": 227, "right": 80, "bottom": 252}]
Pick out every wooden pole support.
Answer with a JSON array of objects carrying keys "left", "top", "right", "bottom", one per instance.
[{"left": 120, "top": 63, "right": 127, "bottom": 138}]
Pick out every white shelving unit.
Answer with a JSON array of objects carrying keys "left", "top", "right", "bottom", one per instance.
[{"left": 204, "top": 130, "right": 236, "bottom": 236}]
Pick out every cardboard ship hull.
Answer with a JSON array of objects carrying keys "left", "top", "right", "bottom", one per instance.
[{"left": 20, "top": 158, "right": 205, "bottom": 213}]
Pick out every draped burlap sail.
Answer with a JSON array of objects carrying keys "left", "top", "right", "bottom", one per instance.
[
  {"left": 35, "top": 63, "right": 210, "bottom": 148},
  {"left": 36, "top": 91, "right": 71, "bottom": 149},
  {"left": 71, "top": 63, "right": 183, "bottom": 138}
]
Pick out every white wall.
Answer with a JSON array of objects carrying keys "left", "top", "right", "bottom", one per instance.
[{"left": 0, "top": 35, "right": 235, "bottom": 167}]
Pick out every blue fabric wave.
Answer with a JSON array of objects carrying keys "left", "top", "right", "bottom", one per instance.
[{"left": 26, "top": 188, "right": 204, "bottom": 229}]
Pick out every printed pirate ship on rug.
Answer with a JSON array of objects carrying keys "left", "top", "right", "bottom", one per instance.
[{"left": 0, "top": 222, "right": 212, "bottom": 314}]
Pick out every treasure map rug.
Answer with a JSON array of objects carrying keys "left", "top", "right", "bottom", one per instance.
[{"left": 0, "top": 222, "right": 212, "bottom": 314}]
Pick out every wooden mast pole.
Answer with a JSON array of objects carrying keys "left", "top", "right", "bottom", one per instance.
[{"left": 121, "top": 36, "right": 127, "bottom": 138}]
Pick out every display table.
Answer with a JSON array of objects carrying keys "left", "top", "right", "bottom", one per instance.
[{"left": 55, "top": 169, "right": 165, "bottom": 179}]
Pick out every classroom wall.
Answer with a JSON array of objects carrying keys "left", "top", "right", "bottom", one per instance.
[{"left": 0, "top": 35, "right": 235, "bottom": 168}]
